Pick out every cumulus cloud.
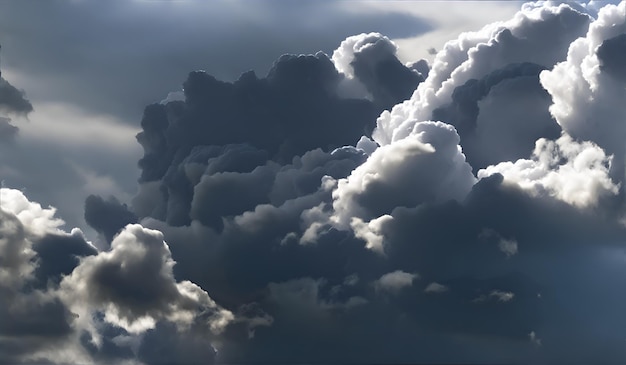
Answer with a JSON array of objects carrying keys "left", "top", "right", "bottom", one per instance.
[
  {"left": 0, "top": 188, "right": 239, "bottom": 364},
  {"left": 59, "top": 224, "right": 234, "bottom": 335},
  {"left": 372, "top": 2, "right": 590, "bottom": 146},
  {"left": 332, "top": 32, "right": 423, "bottom": 107},
  {"left": 473, "top": 290, "right": 515, "bottom": 303},
  {"left": 328, "top": 121, "right": 475, "bottom": 251},
  {"left": 7, "top": 1, "right": 626, "bottom": 364},
  {"left": 0, "top": 188, "right": 92, "bottom": 364},
  {"left": 478, "top": 135, "right": 618, "bottom": 208},
  {"left": 0, "top": 116, "right": 18, "bottom": 142},
  {"left": 374, "top": 270, "right": 418, "bottom": 293},
  {"left": 121, "top": 3, "right": 626, "bottom": 362},
  {"left": 540, "top": 1, "right": 626, "bottom": 167}
]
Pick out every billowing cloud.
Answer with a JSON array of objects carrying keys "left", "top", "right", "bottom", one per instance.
[
  {"left": 372, "top": 2, "right": 591, "bottom": 146},
  {"left": 5, "top": 1, "right": 626, "bottom": 364},
  {"left": 540, "top": 1, "right": 626, "bottom": 165},
  {"left": 59, "top": 224, "right": 234, "bottom": 335},
  {"left": 478, "top": 135, "right": 618, "bottom": 208},
  {"left": 0, "top": 188, "right": 241, "bottom": 364},
  {"left": 332, "top": 32, "right": 424, "bottom": 107},
  {"left": 328, "top": 121, "right": 475, "bottom": 251}
]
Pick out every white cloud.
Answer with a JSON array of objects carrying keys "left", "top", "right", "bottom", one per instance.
[
  {"left": 478, "top": 135, "right": 619, "bottom": 208},
  {"left": 59, "top": 224, "right": 234, "bottom": 335},
  {"left": 329, "top": 121, "right": 475, "bottom": 252},
  {"left": 374, "top": 270, "right": 418, "bottom": 293},
  {"left": 540, "top": 1, "right": 626, "bottom": 158},
  {"left": 372, "top": 2, "right": 589, "bottom": 146},
  {"left": 424, "top": 282, "right": 448, "bottom": 294}
]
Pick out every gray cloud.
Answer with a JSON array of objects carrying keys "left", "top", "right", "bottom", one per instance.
[
  {"left": 0, "top": 63, "right": 33, "bottom": 143},
  {"left": 5, "top": 1, "right": 626, "bottom": 364},
  {"left": 84, "top": 195, "right": 137, "bottom": 245},
  {"left": 0, "top": 77, "right": 32, "bottom": 115}
]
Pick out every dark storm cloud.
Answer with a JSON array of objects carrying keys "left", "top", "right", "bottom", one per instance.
[
  {"left": 84, "top": 195, "right": 137, "bottom": 244},
  {"left": 0, "top": 77, "right": 32, "bottom": 114},
  {"left": 139, "top": 145, "right": 373, "bottom": 307},
  {"left": 133, "top": 48, "right": 418, "bottom": 226},
  {"left": 0, "top": 188, "right": 241, "bottom": 364},
  {"left": 0, "top": 0, "right": 430, "bottom": 121},
  {"left": 210, "top": 173, "right": 626, "bottom": 364},
  {"left": 373, "top": 2, "right": 591, "bottom": 147},
  {"left": 32, "top": 231, "right": 97, "bottom": 288},
  {"left": 136, "top": 52, "right": 378, "bottom": 181}
]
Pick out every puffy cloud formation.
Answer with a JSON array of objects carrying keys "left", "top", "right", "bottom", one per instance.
[
  {"left": 132, "top": 48, "right": 420, "bottom": 227},
  {"left": 374, "top": 270, "right": 418, "bottom": 293},
  {"left": 7, "top": 1, "right": 626, "bottom": 364},
  {"left": 59, "top": 224, "right": 234, "bottom": 335},
  {"left": 328, "top": 121, "right": 475, "bottom": 251},
  {"left": 540, "top": 1, "right": 626, "bottom": 160},
  {"left": 0, "top": 188, "right": 238, "bottom": 364},
  {"left": 479, "top": 135, "right": 618, "bottom": 208},
  {"left": 332, "top": 32, "right": 424, "bottom": 107}
]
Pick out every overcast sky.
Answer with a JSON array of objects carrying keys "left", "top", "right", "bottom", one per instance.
[{"left": 1, "top": 1, "right": 626, "bottom": 364}]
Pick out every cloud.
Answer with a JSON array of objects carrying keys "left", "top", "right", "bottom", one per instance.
[
  {"left": 328, "top": 121, "right": 475, "bottom": 251},
  {"left": 374, "top": 270, "right": 418, "bottom": 293},
  {"left": 424, "top": 282, "right": 448, "bottom": 294},
  {"left": 119, "top": 3, "right": 626, "bottom": 362},
  {"left": 332, "top": 32, "right": 424, "bottom": 107},
  {"left": 372, "top": 2, "right": 590, "bottom": 146},
  {"left": 0, "top": 64, "right": 33, "bottom": 142},
  {"left": 0, "top": 77, "right": 33, "bottom": 115},
  {"left": 59, "top": 224, "right": 234, "bottom": 335},
  {"left": 6, "top": 1, "right": 626, "bottom": 364},
  {"left": 84, "top": 195, "right": 137, "bottom": 245},
  {"left": 478, "top": 135, "right": 618, "bottom": 209},
  {"left": 135, "top": 52, "right": 379, "bottom": 188},
  {"left": 0, "top": 188, "right": 241, "bottom": 364},
  {"left": 540, "top": 1, "right": 626, "bottom": 165},
  {"left": 432, "top": 62, "right": 560, "bottom": 170}
]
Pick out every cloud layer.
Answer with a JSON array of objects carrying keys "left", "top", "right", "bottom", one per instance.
[{"left": 3, "top": 1, "right": 626, "bottom": 364}]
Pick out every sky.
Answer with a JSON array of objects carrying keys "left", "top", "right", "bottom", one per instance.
[{"left": 0, "top": 0, "right": 625, "bottom": 364}]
